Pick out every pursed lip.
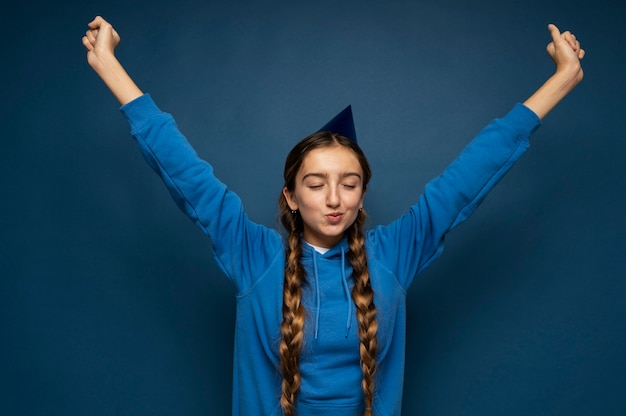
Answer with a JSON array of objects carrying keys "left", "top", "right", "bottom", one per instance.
[{"left": 325, "top": 212, "right": 344, "bottom": 223}]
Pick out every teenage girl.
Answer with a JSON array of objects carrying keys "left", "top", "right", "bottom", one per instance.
[{"left": 83, "top": 16, "right": 584, "bottom": 416}]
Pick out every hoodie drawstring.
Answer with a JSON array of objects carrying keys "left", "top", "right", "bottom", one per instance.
[
  {"left": 313, "top": 250, "right": 321, "bottom": 339},
  {"left": 341, "top": 248, "right": 352, "bottom": 338},
  {"left": 311, "top": 246, "right": 353, "bottom": 340}
]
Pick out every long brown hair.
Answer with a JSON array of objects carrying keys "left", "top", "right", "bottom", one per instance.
[{"left": 278, "top": 131, "right": 378, "bottom": 415}]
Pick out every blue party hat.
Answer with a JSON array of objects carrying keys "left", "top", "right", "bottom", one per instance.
[{"left": 318, "top": 105, "right": 357, "bottom": 143}]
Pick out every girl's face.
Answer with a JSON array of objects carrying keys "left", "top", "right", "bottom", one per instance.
[{"left": 283, "top": 145, "right": 366, "bottom": 248}]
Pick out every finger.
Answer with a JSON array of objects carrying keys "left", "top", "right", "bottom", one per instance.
[
  {"left": 548, "top": 23, "right": 561, "bottom": 42},
  {"left": 81, "top": 36, "right": 93, "bottom": 51},
  {"left": 85, "top": 29, "right": 97, "bottom": 47},
  {"left": 88, "top": 15, "right": 109, "bottom": 31},
  {"left": 579, "top": 48, "right": 586, "bottom": 60},
  {"left": 84, "top": 31, "right": 94, "bottom": 46},
  {"left": 562, "top": 31, "right": 578, "bottom": 50}
]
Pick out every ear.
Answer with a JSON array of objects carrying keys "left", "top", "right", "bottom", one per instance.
[
  {"left": 359, "top": 189, "right": 367, "bottom": 210},
  {"left": 282, "top": 186, "right": 298, "bottom": 211}
]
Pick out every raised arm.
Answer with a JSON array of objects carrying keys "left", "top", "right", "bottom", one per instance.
[
  {"left": 82, "top": 16, "right": 143, "bottom": 105},
  {"left": 523, "top": 24, "right": 586, "bottom": 120},
  {"left": 373, "top": 24, "right": 585, "bottom": 288},
  {"left": 82, "top": 16, "right": 283, "bottom": 293}
]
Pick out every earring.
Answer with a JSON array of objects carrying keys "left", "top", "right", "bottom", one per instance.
[{"left": 291, "top": 210, "right": 297, "bottom": 215}]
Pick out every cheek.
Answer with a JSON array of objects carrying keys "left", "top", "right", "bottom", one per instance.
[
  {"left": 292, "top": 190, "right": 319, "bottom": 211},
  {"left": 299, "top": 193, "right": 324, "bottom": 210},
  {"left": 346, "top": 192, "right": 365, "bottom": 209}
]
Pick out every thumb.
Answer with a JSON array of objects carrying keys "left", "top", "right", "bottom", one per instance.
[
  {"left": 546, "top": 23, "right": 563, "bottom": 57},
  {"left": 548, "top": 23, "right": 562, "bottom": 42}
]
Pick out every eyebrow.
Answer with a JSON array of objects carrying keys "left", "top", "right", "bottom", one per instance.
[{"left": 301, "top": 172, "right": 362, "bottom": 182}]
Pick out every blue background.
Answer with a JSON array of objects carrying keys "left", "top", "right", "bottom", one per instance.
[{"left": 2, "top": 0, "right": 625, "bottom": 414}]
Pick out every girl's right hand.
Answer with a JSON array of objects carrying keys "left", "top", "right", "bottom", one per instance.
[
  {"left": 82, "top": 16, "right": 120, "bottom": 68},
  {"left": 81, "top": 16, "right": 143, "bottom": 106}
]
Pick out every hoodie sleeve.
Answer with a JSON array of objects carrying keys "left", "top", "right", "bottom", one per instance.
[
  {"left": 120, "top": 94, "right": 282, "bottom": 294},
  {"left": 368, "top": 103, "right": 541, "bottom": 290}
]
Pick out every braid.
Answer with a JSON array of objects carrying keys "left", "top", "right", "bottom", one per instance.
[
  {"left": 347, "top": 209, "right": 378, "bottom": 416},
  {"left": 279, "top": 207, "right": 306, "bottom": 416}
]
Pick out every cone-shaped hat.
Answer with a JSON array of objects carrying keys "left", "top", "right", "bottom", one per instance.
[{"left": 317, "top": 105, "right": 357, "bottom": 143}]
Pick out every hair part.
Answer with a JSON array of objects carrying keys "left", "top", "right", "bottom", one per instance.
[{"left": 278, "top": 131, "right": 377, "bottom": 415}]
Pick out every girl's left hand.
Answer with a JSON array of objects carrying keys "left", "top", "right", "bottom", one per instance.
[{"left": 546, "top": 24, "right": 585, "bottom": 82}]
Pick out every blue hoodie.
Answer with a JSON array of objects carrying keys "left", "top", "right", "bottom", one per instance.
[{"left": 120, "top": 94, "right": 540, "bottom": 415}]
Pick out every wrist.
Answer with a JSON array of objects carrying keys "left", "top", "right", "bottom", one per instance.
[
  {"left": 88, "top": 50, "right": 118, "bottom": 75},
  {"left": 89, "top": 52, "right": 143, "bottom": 106},
  {"left": 553, "top": 62, "right": 584, "bottom": 91},
  {"left": 523, "top": 65, "right": 583, "bottom": 120}
]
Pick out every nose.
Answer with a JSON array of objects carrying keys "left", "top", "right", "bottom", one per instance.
[{"left": 326, "top": 185, "right": 340, "bottom": 208}]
